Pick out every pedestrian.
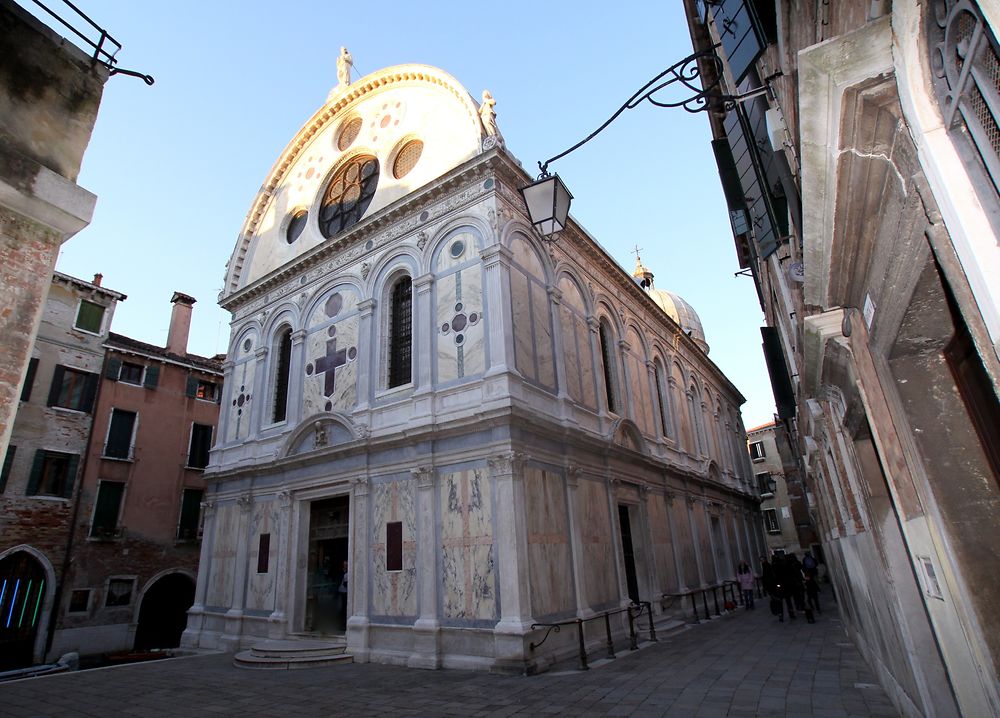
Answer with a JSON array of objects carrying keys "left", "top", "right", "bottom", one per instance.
[
  {"left": 768, "top": 554, "right": 788, "bottom": 622},
  {"left": 805, "top": 573, "right": 821, "bottom": 615},
  {"left": 802, "top": 550, "right": 818, "bottom": 579},
  {"left": 783, "top": 554, "right": 815, "bottom": 623},
  {"left": 737, "top": 561, "right": 755, "bottom": 609}
]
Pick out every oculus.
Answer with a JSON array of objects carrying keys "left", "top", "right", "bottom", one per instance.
[
  {"left": 286, "top": 210, "right": 308, "bottom": 244},
  {"left": 393, "top": 139, "right": 423, "bottom": 179},
  {"left": 337, "top": 116, "right": 363, "bottom": 151}
]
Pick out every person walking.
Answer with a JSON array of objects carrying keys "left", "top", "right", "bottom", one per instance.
[{"left": 737, "top": 561, "right": 755, "bottom": 609}]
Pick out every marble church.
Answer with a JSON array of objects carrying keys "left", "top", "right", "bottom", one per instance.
[{"left": 182, "top": 60, "right": 762, "bottom": 672}]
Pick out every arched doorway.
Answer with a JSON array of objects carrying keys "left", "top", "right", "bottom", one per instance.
[
  {"left": 133, "top": 573, "right": 195, "bottom": 651},
  {"left": 0, "top": 551, "right": 48, "bottom": 670}
]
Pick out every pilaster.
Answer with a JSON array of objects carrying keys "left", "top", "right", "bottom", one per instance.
[
  {"left": 346, "top": 476, "right": 371, "bottom": 661},
  {"left": 408, "top": 465, "right": 441, "bottom": 668}
]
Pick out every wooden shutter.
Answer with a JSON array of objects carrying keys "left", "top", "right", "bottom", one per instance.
[
  {"left": 105, "top": 410, "right": 136, "bottom": 459},
  {"left": 0, "top": 445, "right": 16, "bottom": 492},
  {"left": 91, "top": 481, "right": 125, "bottom": 535},
  {"left": 185, "top": 375, "right": 199, "bottom": 398},
  {"left": 25, "top": 450, "right": 45, "bottom": 495},
  {"left": 63, "top": 454, "right": 80, "bottom": 498},
  {"left": 143, "top": 364, "right": 160, "bottom": 389},
  {"left": 761, "top": 327, "right": 796, "bottom": 420},
  {"left": 20, "top": 358, "right": 39, "bottom": 401},
  {"left": 47, "top": 365, "right": 66, "bottom": 407},
  {"left": 81, "top": 373, "right": 99, "bottom": 413},
  {"left": 104, "top": 357, "right": 122, "bottom": 380}
]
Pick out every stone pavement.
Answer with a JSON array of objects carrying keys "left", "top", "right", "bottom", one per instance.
[{"left": 1, "top": 602, "right": 898, "bottom": 717}]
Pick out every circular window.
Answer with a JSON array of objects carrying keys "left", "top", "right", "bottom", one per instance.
[
  {"left": 242, "top": 338, "right": 252, "bottom": 352},
  {"left": 337, "top": 117, "right": 362, "bottom": 151},
  {"left": 319, "top": 155, "right": 379, "bottom": 238},
  {"left": 393, "top": 140, "right": 424, "bottom": 179},
  {"left": 449, "top": 240, "right": 465, "bottom": 258},
  {"left": 286, "top": 210, "right": 308, "bottom": 244}
]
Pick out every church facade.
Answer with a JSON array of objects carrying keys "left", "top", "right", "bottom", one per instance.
[{"left": 182, "top": 63, "right": 762, "bottom": 672}]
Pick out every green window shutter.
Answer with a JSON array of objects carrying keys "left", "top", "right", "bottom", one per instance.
[
  {"left": 104, "top": 357, "right": 122, "bottom": 381},
  {"left": 104, "top": 358, "right": 122, "bottom": 381},
  {"left": 91, "top": 481, "right": 125, "bottom": 536},
  {"left": 185, "top": 375, "right": 199, "bottom": 398},
  {"left": 26, "top": 450, "right": 45, "bottom": 495},
  {"left": 0, "top": 445, "right": 16, "bottom": 492},
  {"left": 177, "top": 488, "right": 204, "bottom": 540},
  {"left": 63, "top": 454, "right": 80, "bottom": 498},
  {"left": 21, "top": 358, "right": 39, "bottom": 401},
  {"left": 47, "top": 365, "right": 66, "bottom": 407},
  {"left": 143, "top": 364, "right": 160, "bottom": 389},
  {"left": 81, "top": 373, "right": 99, "bottom": 413}
]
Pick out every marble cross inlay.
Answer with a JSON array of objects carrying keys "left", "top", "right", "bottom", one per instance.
[
  {"left": 305, "top": 291, "right": 357, "bottom": 411},
  {"left": 441, "top": 470, "right": 492, "bottom": 617},
  {"left": 439, "top": 271, "right": 481, "bottom": 378}
]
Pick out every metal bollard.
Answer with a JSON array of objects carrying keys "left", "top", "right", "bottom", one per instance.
[
  {"left": 604, "top": 612, "right": 615, "bottom": 659},
  {"left": 576, "top": 619, "right": 589, "bottom": 671}
]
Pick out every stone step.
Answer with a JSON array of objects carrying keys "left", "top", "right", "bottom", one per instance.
[{"left": 233, "top": 639, "right": 352, "bottom": 670}]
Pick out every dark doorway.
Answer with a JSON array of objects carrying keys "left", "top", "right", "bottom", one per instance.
[
  {"left": 133, "top": 573, "right": 195, "bottom": 651},
  {"left": 306, "top": 496, "right": 350, "bottom": 634},
  {"left": 0, "top": 551, "right": 47, "bottom": 669},
  {"left": 618, "top": 504, "right": 640, "bottom": 602}
]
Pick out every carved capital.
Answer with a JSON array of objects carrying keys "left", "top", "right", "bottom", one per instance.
[
  {"left": 480, "top": 243, "right": 513, "bottom": 267},
  {"left": 254, "top": 347, "right": 269, "bottom": 360},
  {"left": 546, "top": 285, "right": 562, "bottom": 303},
  {"left": 664, "top": 491, "right": 676, "bottom": 506},
  {"left": 200, "top": 500, "right": 216, "bottom": 518},
  {"left": 413, "top": 273, "right": 435, "bottom": 291},
  {"left": 488, "top": 451, "right": 524, "bottom": 478},
  {"left": 277, "top": 490, "right": 291, "bottom": 508},
  {"left": 237, "top": 494, "right": 252, "bottom": 513},
  {"left": 351, "top": 476, "right": 370, "bottom": 497},
  {"left": 290, "top": 329, "right": 307, "bottom": 343},
  {"left": 565, "top": 464, "right": 582, "bottom": 488},
  {"left": 411, "top": 465, "right": 436, "bottom": 488}
]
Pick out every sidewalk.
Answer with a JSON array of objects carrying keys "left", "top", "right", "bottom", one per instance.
[{"left": 1, "top": 603, "right": 898, "bottom": 717}]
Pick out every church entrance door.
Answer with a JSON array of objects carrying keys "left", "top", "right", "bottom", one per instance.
[
  {"left": 617, "top": 504, "right": 640, "bottom": 603},
  {"left": 305, "top": 496, "right": 350, "bottom": 635}
]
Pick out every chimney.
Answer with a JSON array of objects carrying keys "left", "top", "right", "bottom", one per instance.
[
  {"left": 166, "top": 292, "right": 197, "bottom": 355},
  {"left": 93, "top": 273, "right": 103, "bottom": 287}
]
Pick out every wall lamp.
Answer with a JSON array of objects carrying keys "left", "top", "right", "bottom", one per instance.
[{"left": 520, "top": 45, "right": 778, "bottom": 240}]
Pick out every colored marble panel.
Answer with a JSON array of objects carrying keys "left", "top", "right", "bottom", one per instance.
[
  {"left": 434, "top": 231, "right": 478, "bottom": 272},
  {"left": 440, "top": 469, "right": 496, "bottom": 620},
  {"left": 580, "top": 479, "right": 617, "bottom": 606},
  {"left": 226, "top": 360, "right": 256, "bottom": 443},
  {"left": 304, "top": 314, "right": 359, "bottom": 417},
  {"left": 532, "top": 281, "right": 555, "bottom": 389},
  {"left": 647, "top": 498, "right": 676, "bottom": 594},
  {"left": 526, "top": 468, "right": 572, "bottom": 617},
  {"left": 246, "top": 503, "right": 279, "bottom": 611},
  {"left": 370, "top": 479, "right": 417, "bottom": 616},
  {"left": 206, "top": 504, "right": 238, "bottom": 607},
  {"left": 510, "top": 269, "right": 534, "bottom": 381}
]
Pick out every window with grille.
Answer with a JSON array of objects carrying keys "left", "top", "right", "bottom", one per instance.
[
  {"left": 319, "top": 155, "right": 379, "bottom": 238},
  {"left": 599, "top": 320, "right": 618, "bottom": 413},
  {"left": 272, "top": 328, "right": 292, "bottom": 423},
  {"left": 931, "top": 0, "right": 1000, "bottom": 194},
  {"left": 388, "top": 277, "right": 413, "bottom": 388},
  {"left": 749, "top": 440, "right": 766, "bottom": 461}
]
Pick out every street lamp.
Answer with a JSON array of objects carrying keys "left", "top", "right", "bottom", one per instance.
[{"left": 520, "top": 44, "right": 773, "bottom": 239}]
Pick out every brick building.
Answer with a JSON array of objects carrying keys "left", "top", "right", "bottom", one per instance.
[
  {"left": 0, "top": 272, "right": 124, "bottom": 669},
  {"left": 0, "top": 0, "right": 109, "bottom": 461},
  {"left": 50, "top": 293, "right": 223, "bottom": 659}
]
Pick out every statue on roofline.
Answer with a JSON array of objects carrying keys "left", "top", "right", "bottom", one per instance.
[{"left": 337, "top": 47, "right": 353, "bottom": 87}]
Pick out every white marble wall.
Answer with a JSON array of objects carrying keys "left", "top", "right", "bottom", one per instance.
[
  {"left": 225, "top": 333, "right": 258, "bottom": 444},
  {"left": 647, "top": 496, "right": 677, "bottom": 594},
  {"left": 509, "top": 235, "right": 555, "bottom": 389},
  {"left": 440, "top": 468, "right": 496, "bottom": 620},
  {"left": 371, "top": 478, "right": 417, "bottom": 616},
  {"left": 435, "top": 234, "right": 485, "bottom": 383},
  {"left": 556, "top": 276, "right": 598, "bottom": 410}
]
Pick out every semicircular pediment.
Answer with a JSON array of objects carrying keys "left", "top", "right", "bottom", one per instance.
[{"left": 225, "top": 65, "right": 486, "bottom": 297}]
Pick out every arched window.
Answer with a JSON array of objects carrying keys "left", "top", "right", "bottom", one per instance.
[
  {"left": 599, "top": 319, "right": 619, "bottom": 414},
  {"left": 654, "top": 358, "right": 672, "bottom": 438},
  {"left": 272, "top": 327, "right": 292, "bottom": 423},
  {"left": 387, "top": 276, "right": 413, "bottom": 388}
]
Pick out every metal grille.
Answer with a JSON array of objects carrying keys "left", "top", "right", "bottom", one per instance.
[
  {"left": 932, "top": 0, "right": 1000, "bottom": 193},
  {"left": 388, "top": 277, "right": 412, "bottom": 388},
  {"left": 393, "top": 140, "right": 423, "bottom": 179},
  {"left": 338, "top": 117, "right": 362, "bottom": 151}
]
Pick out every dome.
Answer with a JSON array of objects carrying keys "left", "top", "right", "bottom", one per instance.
[{"left": 631, "top": 255, "right": 709, "bottom": 353}]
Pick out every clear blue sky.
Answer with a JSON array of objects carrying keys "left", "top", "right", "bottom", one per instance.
[{"left": 42, "top": 0, "right": 776, "bottom": 429}]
